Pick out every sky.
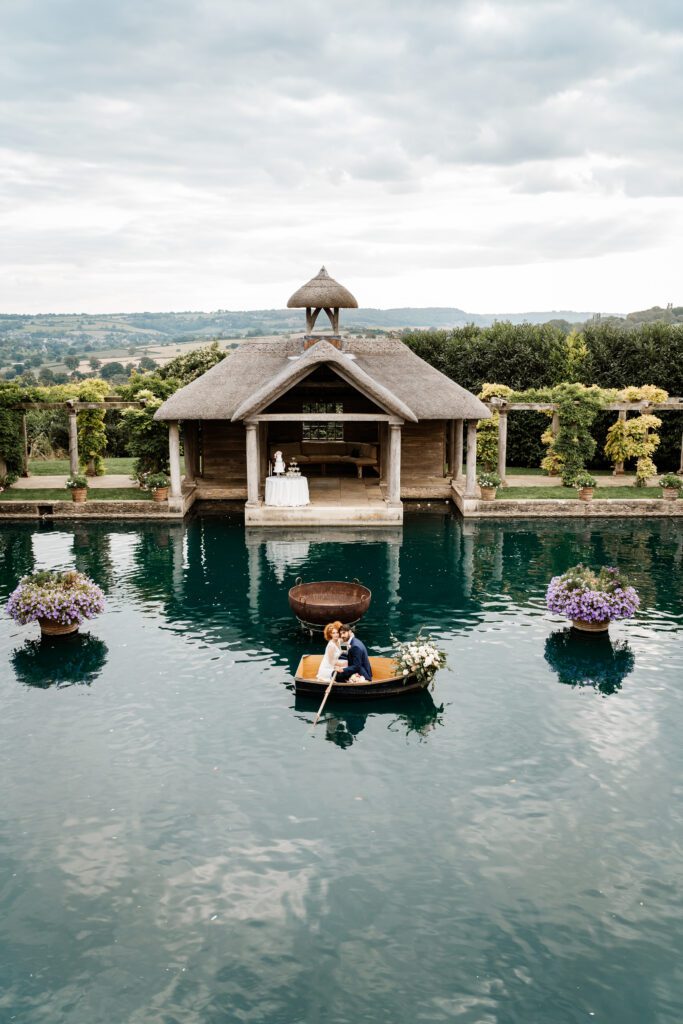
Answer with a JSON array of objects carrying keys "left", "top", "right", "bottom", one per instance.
[{"left": 1, "top": 0, "right": 682, "bottom": 315}]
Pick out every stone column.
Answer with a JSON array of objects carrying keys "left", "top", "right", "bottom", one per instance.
[
  {"left": 21, "top": 412, "right": 29, "bottom": 476},
  {"left": 465, "top": 420, "right": 477, "bottom": 497},
  {"left": 246, "top": 422, "right": 260, "bottom": 506},
  {"left": 497, "top": 410, "right": 508, "bottom": 485},
  {"left": 447, "top": 420, "right": 456, "bottom": 477},
  {"left": 387, "top": 423, "right": 402, "bottom": 505},
  {"left": 615, "top": 409, "right": 626, "bottom": 475},
  {"left": 454, "top": 419, "right": 464, "bottom": 481},
  {"left": 68, "top": 409, "right": 79, "bottom": 476},
  {"left": 551, "top": 410, "right": 560, "bottom": 436},
  {"left": 169, "top": 422, "right": 182, "bottom": 498},
  {"left": 679, "top": 425, "right": 683, "bottom": 476}
]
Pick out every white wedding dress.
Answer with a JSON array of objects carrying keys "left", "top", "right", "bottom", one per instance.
[{"left": 317, "top": 641, "right": 341, "bottom": 681}]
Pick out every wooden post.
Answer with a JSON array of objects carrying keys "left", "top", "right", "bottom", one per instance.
[
  {"left": 447, "top": 420, "right": 456, "bottom": 477},
  {"left": 169, "top": 422, "right": 182, "bottom": 498},
  {"left": 183, "top": 422, "right": 198, "bottom": 484},
  {"left": 246, "top": 422, "right": 260, "bottom": 506},
  {"left": 615, "top": 409, "right": 626, "bottom": 475},
  {"left": 68, "top": 410, "right": 79, "bottom": 476},
  {"left": 21, "top": 412, "right": 29, "bottom": 476},
  {"left": 465, "top": 420, "right": 477, "bottom": 497},
  {"left": 497, "top": 410, "right": 508, "bottom": 485},
  {"left": 387, "top": 423, "right": 402, "bottom": 505},
  {"left": 454, "top": 419, "right": 464, "bottom": 481}
]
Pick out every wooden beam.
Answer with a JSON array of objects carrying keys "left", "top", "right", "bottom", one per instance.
[{"left": 252, "top": 413, "right": 393, "bottom": 422}]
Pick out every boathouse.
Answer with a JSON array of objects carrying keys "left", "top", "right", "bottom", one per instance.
[{"left": 155, "top": 268, "right": 489, "bottom": 524}]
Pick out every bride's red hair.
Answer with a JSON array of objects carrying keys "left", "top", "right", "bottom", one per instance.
[{"left": 323, "top": 620, "right": 342, "bottom": 641}]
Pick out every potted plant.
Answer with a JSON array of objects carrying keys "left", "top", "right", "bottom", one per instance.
[
  {"left": 659, "top": 473, "right": 682, "bottom": 500},
  {"left": 477, "top": 470, "right": 501, "bottom": 501},
  {"left": 146, "top": 472, "right": 170, "bottom": 502},
  {"left": 574, "top": 471, "right": 597, "bottom": 501},
  {"left": 6, "top": 569, "right": 105, "bottom": 638},
  {"left": 546, "top": 564, "right": 640, "bottom": 633},
  {"left": 66, "top": 474, "right": 89, "bottom": 503}
]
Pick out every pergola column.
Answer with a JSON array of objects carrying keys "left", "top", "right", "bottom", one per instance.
[
  {"left": 465, "top": 420, "right": 477, "bottom": 497},
  {"left": 169, "top": 422, "right": 182, "bottom": 498},
  {"left": 387, "top": 422, "right": 402, "bottom": 505},
  {"left": 21, "top": 412, "right": 29, "bottom": 476},
  {"left": 246, "top": 421, "right": 260, "bottom": 506},
  {"left": 615, "top": 409, "right": 627, "bottom": 475},
  {"left": 68, "top": 409, "right": 79, "bottom": 476},
  {"left": 454, "top": 419, "right": 464, "bottom": 480},
  {"left": 497, "top": 410, "right": 508, "bottom": 485},
  {"left": 679, "top": 425, "right": 683, "bottom": 476}
]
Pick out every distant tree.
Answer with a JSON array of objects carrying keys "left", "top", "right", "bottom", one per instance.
[
  {"left": 38, "top": 367, "right": 55, "bottom": 383},
  {"left": 64, "top": 355, "right": 80, "bottom": 371},
  {"left": 128, "top": 346, "right": 137, "bottom": 355},
  {"left": 13, "top": 363, "right": 25, "bottom": 376},
  {"left": 100, "top": 361, "right": 126, "bottom": 380},
  {"left": 138, "top": 356, "right": 158, "bottom": 371},
  {"left": 29, "top": 354, "right": 43, "bottom": 368},
  {"left": 89, "top": 356, "right": 102, "bottom": 371}
]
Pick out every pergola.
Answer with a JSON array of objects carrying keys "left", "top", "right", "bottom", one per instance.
[
  {"left": 484, "top": 397, "right": 683, "bottom": 483},
  {"left": 12, "top": 399, "right": 145, "bottom": 476}
]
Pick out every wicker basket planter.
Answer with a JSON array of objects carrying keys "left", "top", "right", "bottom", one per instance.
[
  {"left": 38, "top": 618, "right": 79, "bottom": 637},
  {"left": 662, "top": 487, "right": 679, "bottom": 500},
  {"left": 71, "top": 487, "right": 88, "bottom": 503},
  {"left": 479, "top": 486, "right": 497, "bottom": 501},
  {"left": 152, "top": 486, "right": 169, "bottom": 503},
  {"left": 572, "top": 619, "right": 609, "bottom": 633},
  {"left": 578, "top": 487, "right": 594, "bottom": 501}
]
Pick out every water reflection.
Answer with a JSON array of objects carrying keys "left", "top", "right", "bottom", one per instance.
[
  {"left": 295, "top": 690, "right": 444, "bottom": 748},
  {"left": 544, "top": 628, "right": 635, "bottom": 696},
  {"left": 12, "top": 632, "right": 108, "bottom": 689}
]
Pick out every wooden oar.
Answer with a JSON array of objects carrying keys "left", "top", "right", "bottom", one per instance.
[{"left": 312, "top": 675, "right": 337, "bottom": 728}]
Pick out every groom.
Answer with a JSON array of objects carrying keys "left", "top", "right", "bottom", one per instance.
[{"left": 337, "top": 625, "right": 372, "bottom": 681}]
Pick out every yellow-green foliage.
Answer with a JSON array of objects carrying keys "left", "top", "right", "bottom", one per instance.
[
  {"left": 565, "top": 330, "right": 588, "bottom": 381},
  {"left": 605, "top": 413, "right": 662, "bottom": 484},
  {"left": 617, "top": 385, "right": 668, "bottom": 404}
]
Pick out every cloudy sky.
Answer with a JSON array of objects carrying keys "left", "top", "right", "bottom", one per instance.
[{"left": 1, "top": 0, "right": 682, "bottom": 314}]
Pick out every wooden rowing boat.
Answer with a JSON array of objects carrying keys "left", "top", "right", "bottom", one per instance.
[
  {"left": 288, "top": 579, "right": 371, "bottom": 630},
  {"left": 294, "top": 654, "right": 428, "bottom": 701}
]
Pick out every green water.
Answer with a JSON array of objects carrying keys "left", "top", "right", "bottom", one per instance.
[{"left": 1, "top": 513, "right": 682, "bottom": 1024}]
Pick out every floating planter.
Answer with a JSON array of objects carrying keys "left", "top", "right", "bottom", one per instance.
[
  {"left": 6, "top": 570, "right": 105, "bottom": 638},
  {"left": 546, "top": 564, "right": 640, "bottom": 633},
  {"left": 659, "top": 474, "right": 682, "bottom": 501}
]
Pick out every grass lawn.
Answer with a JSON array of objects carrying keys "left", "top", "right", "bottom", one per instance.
[
  {"left": 0, "top": 488, "right": 152, "bottom": 502},
  {"left": 504, "top": 467, "right": 623, "bottom": 477},
  {"left": 28, "top": 457, "right": 137, "bottom": 476},
  {"left": 497, "top": 486, "right": 665, "bottom": 500}
]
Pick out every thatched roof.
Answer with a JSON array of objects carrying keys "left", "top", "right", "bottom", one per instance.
[
  {"left": 155, "top": 336, "right": 490, "bottom": 422},
  {"left": 287, "top": 267, "right": 358, "bottom": 309}
]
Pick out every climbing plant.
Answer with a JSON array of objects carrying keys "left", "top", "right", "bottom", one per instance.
[
  {"left": 120, "top": 392, "right": 169, "bottom": 479},
  {"left": 606, "top": 414, "right": 662, "bottom": 485},
  {"left": 476, "top": 384, "right": 512, "bottom": 471},
  {"left": 0, "top": 382, "right": 33, "bottom": 484},
  {"left": 71, "top": 380, "right": 110, "bottom": 476}
]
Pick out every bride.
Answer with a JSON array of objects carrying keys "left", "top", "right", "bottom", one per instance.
[{"left": 317, "top": 621, "right": 346, "bottom": 681}]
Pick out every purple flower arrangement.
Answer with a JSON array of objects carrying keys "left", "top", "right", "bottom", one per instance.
[
  {"left": 546, "top": 564, "right": 640, "bottom": 625},
  {"left": 6, "top": 570, "right": 105, "bottom": 628}
]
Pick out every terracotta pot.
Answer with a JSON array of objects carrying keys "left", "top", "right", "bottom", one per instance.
[
  {"left": 71, "top": 488, "right": 87, "bottom": 503},
  {"left": 38, "top": 618, "right": 79, "bottom": 637},
  {"left": 662, "top": 488, "right": 680, "bottom": 500},
  {"left": 572, "top": 619, "right": 609, "bottom": 633},
  {"left": 578, "top": 487, "right": 594, "bottom": 501},
  {"left": 152, "top": 486, "right": 169, "bottom": 503},
  {"left": 479, "top": 486, "right": 497, "bottom": 501}
]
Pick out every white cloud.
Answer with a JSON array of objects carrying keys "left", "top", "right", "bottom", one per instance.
[{"left": 0, "top": 0, "right": 682, "bottom": 313}]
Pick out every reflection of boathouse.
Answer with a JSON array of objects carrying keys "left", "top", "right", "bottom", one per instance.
[{"left": 155, "top": 267, "right": 489, "bottom": 524}]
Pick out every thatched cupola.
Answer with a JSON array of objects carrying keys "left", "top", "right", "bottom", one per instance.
[{"left": 287, "top": 266, "right": 358, "bottom": 335}]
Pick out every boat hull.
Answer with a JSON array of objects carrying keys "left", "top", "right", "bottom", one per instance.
[{"left": 294, "top": 655, "right": 428, "bottom": 701}]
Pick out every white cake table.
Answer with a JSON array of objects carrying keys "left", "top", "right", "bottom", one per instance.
[{"left": 264, "top": 475, "right": 310, "bottom": 507}]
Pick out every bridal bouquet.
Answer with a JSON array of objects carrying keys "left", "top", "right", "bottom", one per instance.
[{"left": 392, "top": 632, "right": 447, "bottom": 686}]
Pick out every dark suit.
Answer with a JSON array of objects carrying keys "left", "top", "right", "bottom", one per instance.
[{"left": 338, "top": 636, "right": 372, "bottom": 681}]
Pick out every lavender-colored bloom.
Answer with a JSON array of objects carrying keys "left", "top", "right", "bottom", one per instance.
[
  {"left": 546, "top": 564, "right": 640, "bottom": 623},
  {"left": 6, "top": 570, "right": 105, "bottom": 627}
]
